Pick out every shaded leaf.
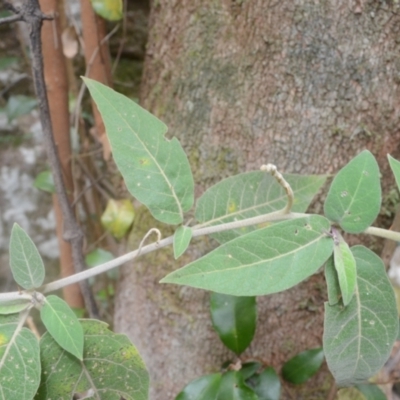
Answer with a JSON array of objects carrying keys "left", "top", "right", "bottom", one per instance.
[
  {"left": 282, "top": 348, "right": 324, "bottom": 384},
  {"left": 36, "top": 319, "right": 149, "bottom": 400},
  {"left": 176, "top": 374, "right": 221, "bottom": 400},
  {"left": 6, "top": 95, "right": 37, "bottom": 122},
  {"left": 325, "top": 256, "right": 341, "bottom": 306},
  {"left": 40, "top": 295, "right": 83, "bottom": 360},
  {"left": 239, "top": 361, "right": 262, "bottom": 380},
  {"left": 173, "top": 226, "right": 193, "bottom": 259},
  {"left": 33, "top": 170, "right": 55, "bottom": 193},
  {"left": 85, "top": 248, "right": 114, "bottom": 267},
  {"left": 0, "top": 314, "right": 40, "bottom": 400},
  {"left": 323, "top": 246, "right": 398, "bottom": 386},
  {"left": 323, "top": 150, "right": 381, "bottom": 233},
  {"left": 162, "top": 216, "right": 334, "bottom": 296},
  {"left": 355, "top": 384, "right": 386, "bottom": 400},
  {"left": 0, "top": 298, "right": 31, "bottom": 315},
  {"left": 246, "top": 367, "right": 281, "bottom": 400},
  {"left": 0, "top": 56, "right": 18, "bottom": 71},
  {"left": 101, "top": 198, "right": 135, "bottom": 239},
  {"left": 217, "top": 371, "right": 258, "bottom": 400},
  {"left": 196, "top": 171, "right": 327, "bottom": 243},
  {"left": 388, "top": 155, "right": 400, "bottom": 193},
  {"left": 210, "top": 293, "right": 256, "bottom": 354},
  {"left": 90, "top": 0, "right": 123, "bottom": 21},
  {"left": 84, "top": 78, "right": 194, "bottom": 225},
  {"left": 332, "top": 230, "right": 356, "bottom": 306},
  {"left": 9, "top": 223, "right": 45, "bottom": 289}
]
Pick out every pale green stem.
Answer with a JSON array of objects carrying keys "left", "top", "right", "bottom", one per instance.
[{"left": 363, "top": 226, "right": 400, "bottom": 242}]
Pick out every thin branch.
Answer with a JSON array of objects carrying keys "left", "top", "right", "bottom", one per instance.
[
  {"left": 7, "top": 0, "right": 98, "bottom": 318},
  {"left": 364, "top": 226, "right": 400, "bottom": 242}
]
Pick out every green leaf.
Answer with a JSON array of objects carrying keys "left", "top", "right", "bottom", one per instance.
[
  {"left": 90, "top": 0, "right": 123, "bottom": 21},
  {"left": 0, "top": 314, "right": 40, "bottom": 400},
  {"left": 246, "top": 367, "right": 281, "bottom": 400},
  {"left": 217, "top": 371, "right": 258, "bottom": 400},
  {"left": 0, "top": 298, "right": 31, "bottom": 315},
  {"left": 281, "top": 347, "right": 324, "bottom": 384},
  {"left": 6, "top": 95, "right": 37, "bottom": 122},
  {"left": 83, "top": 78, "right": 194, "bottom": 225},
  {"left": 176, "top": 374, "right": 221, "bottom": 400},
  {"left": 85, "top": 248, "right": 114, "bottom": 267},
  {"left": 40, "top": 295, "right": 84, "bottom": 360},
  {"left": 332, "top": 230, "right": 357, "bottom": 306},
  {"left": 101, "top": 198, "right": 135, "bottom": 239},
  {"left": 0, "top": 56, "right": 18, "bottom": 71},
  {"left": 36, "top": 319, "right": 149, "bottom": 400},
  {"left": 210, "top": 293, "right": 256, "bottom": 354},
  {"left": 323, "top": 150, "right": 381, "bottom": 233},
  {"left": 196, "top": 171, "right": 327, "bottom": 243},
  {"left": 9, "top": 223, "right": 45, "bottom": 289},
  {"left": 355, "top": 384, "right": 386, "bottom": 400},
  {"left": 162, "top": 216, "right": 334, "bottom": 296},
  {"left": 238, "top": 361, "right": 262, "bottom": 380},
  {"left": 33, "top": 170, "right": 55, "bottom": 193},
  {"left": 173, "top": 226, "right": 193, "bottom": 259},
  {"left": 388, "top": 154, "right": 400, "bottom": 192},
  {"left": 323, "top": 246, "right": 398, "bottom": 386},
  {"left": 325, "top": 256, "right": 341, "bottom": 306}
]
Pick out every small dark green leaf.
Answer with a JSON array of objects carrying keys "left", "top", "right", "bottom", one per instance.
[
  {"left": 210, "top": 293, "right": 256, "bottom": 355},
  {"left": 33, "top": 170, "right": 55, "bottom": 193},
  {"left": 247, "top": 367, "right": 281, "bottom": 400},
  {"left": 176, "top": 374, "right": 221, "bottom": 400},
  {"left": 324, "top": 150, "right": 381, "bottom": 233},
  {"left": 325, "top": 256, "right": 341, "bottom": 306},
  {"left": 173, "top": 226, "right": 193, "bottom": 259},
  {"left": 162, "top": 216, "right": 334, "bottom": 296},
  {"left": 85, "top": 248, "right": 114, "bottom": 267},
  {"left": 0, "top": 56, "right": 18, "bottom": 71},
  {"left": 239, "top": 362, "right": 262, "bottom": 380},
  {"left": 355, "top": 384, "right": 386, "bottom": 400},
  {"left": 9, "top": 223, "right": 45, "bottom": 289},
  {"left": 282, "top": 347, "right": 324, "bottom": 384},
  {"left": 217, "top": 371, "right": 258, "bottom": 400},
  {"left": 332, "top": 230, "right": 356, "bottom": 306},
  {"left": 40, "top": 295, "right": 83, "bottom": 360},
  {"left": 323, "top": 246, "right": 398, "bottom": 386}
]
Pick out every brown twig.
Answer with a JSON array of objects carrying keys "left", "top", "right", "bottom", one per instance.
[{"left": 1, "top": 0, "right": 99, "bottom": 318}]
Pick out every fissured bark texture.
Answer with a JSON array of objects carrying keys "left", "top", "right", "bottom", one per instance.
[{"left": 115, "top": 1, "right": 400, "bottom": 398}]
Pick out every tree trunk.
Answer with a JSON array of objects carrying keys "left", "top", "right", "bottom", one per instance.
[{"left": 114, "top": 1, "right": 400, "bottom": 398}]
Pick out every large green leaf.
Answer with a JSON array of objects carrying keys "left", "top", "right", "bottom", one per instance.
[
  {"left": 281, "top": 347, "right": 324, "bottom": 384},
  {"left": 210, "top": 293, "right": 256, "bottom": 355},
  {"left": 333, "top": 231, "right": 357, "bottom": 306},
  {"left": 323, "top": 246, "right": 398, "bottom": 386},
  {"left": 217, "top": 371, "right": 258, "bottom": 400},
  {"left": 196, "top": 171, "right": 327, "bottom": 243},
  {"left": 323, "top": 151, "right": 381, "bottom": 233},
  {"left": 9, "top": 223, "right": 45, "bottom": 289},
  {"left": 176, "top": 374, "right": 221, "bottom": 400},
  {"left": 36, "top": 319, "right": 149, "bottom": 400},
  {"left": 84, "top": 78, "right": 194, "bottom": 225},
  {"left": 0, "top": 314, "right": 40, "bottom": 400},
  {"left": 40, "top": 295, "right": 83, "bottom": 360},
  {"left": 162, "top": 216, "right": 334, "bottom": 296}
]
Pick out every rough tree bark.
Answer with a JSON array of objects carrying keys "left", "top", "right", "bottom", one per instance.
[{"left": 114, "top": 1, "right": 400, "bottom": 398}]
